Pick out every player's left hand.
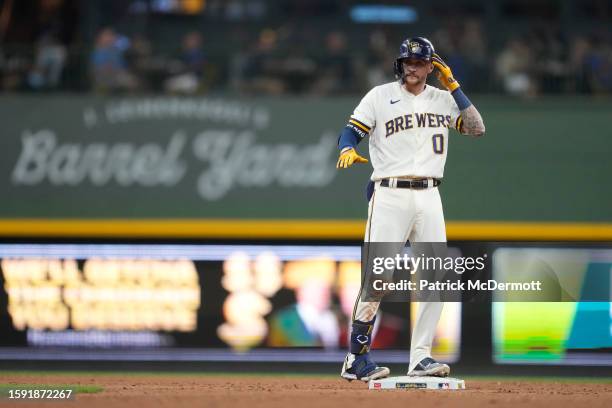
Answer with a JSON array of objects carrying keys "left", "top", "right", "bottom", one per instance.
[
  {"left": 336, "top": 147, "right": 369, "bottom": 169},
  {"left": 432, "top": 54, "right": 460, "bottom": 92}
]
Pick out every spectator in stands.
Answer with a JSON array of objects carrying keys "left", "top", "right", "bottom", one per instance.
[
  {"left": 0, "top": 47, "right": 30, "bottom": 91},
  {"left": 273, "top": 26, "right": 317, "bottom": 94},
  {"left": 581, "top": 35, "right": 612, "bottom": 94},
  {"left": 528, "top": 26, "right": 569, "bottom": 94},
  {"left": 237, "top": 29, "right": 286, "bottom": 95},
  {"left": 309, "top": 31, "right": 353, "bottom": 95},
  {"left": 164, "top": 31, "right": 208, "bottom": 94},
  {"left": 126, "top": 33, "right": 155, "bottom": 91},
  {"left": 569, "top": 36, "right": 593, "bottom": 93},
  {"left": 461, "top": 19, "right": 489, "bottom": 92},
  {"left": 363, "top": 30, "right": 394, "bottom": 91},
  {"left": 431, "top": 24, "right": 468, "bottom": 89},
  {"left": 462, "top": 19, "right": 487, "bottom": 66},
  {"left": 495, "top": 38, "right": 536, "bottom": 97},
  {"left": 27, "top": 32, "right": 67, "bottom": 90},
  {"left": 90, "top": 27, "right": 138, "bottom": 93}
]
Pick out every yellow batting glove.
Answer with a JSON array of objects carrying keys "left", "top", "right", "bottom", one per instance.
[
  {"left": 432, "top": 53, "right": 460, "bottom": 92},
  {"left": 336, "top": 147, "right": 368, "bottom": 169}
]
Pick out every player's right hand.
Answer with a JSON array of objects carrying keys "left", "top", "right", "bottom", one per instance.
[{"left": 336, "top": 147, "right": 368, "bottom": 169}]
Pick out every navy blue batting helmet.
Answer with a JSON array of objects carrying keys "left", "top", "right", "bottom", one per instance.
[{"left": 393, "top": 37, "right": 435, "bottom": 81}]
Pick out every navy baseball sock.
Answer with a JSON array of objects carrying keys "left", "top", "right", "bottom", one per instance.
[{"left": 350, "top": 319, "right": 375, "bottom": 355}]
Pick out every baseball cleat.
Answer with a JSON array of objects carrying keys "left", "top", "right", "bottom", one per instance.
[
  {"left": 407, "top": 357, "right": 450, "bottom": 377},
  {"left": 341, "top": 352, "right": 390, "bottom": 382}
]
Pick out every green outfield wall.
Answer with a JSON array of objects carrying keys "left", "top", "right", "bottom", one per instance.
[{"left": 0, "top": 95, "right": 610, "bottom": 238}]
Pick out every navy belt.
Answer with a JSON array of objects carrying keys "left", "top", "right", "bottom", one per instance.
[{"left": 380, "top": 178, "right": 441, "bottom": 189}]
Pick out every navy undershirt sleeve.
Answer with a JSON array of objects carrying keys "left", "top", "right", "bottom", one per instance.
[{"left": 338, "top": 126, "right": 362, "bottom": 150}]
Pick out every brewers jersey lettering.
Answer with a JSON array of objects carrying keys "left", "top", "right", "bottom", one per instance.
[{"left": 348, "top": 82, "right": 462, "bottom": 180}]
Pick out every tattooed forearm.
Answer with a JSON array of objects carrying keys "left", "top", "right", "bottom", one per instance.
[{"left": 460, "top": 105, "right": 485, "bottom": 137}]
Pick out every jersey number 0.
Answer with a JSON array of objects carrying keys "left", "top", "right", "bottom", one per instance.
[{"left": 432, "top": 134, "right": 444, "bottom": 154}]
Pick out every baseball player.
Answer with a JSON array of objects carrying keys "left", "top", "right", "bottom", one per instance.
[{"left": 337, "top": 37, "right": 485, "bottom": 381}]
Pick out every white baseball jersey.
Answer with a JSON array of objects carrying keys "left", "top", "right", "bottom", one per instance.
[{"left": 349, "top": 82, "right": 462, "bottom": 180}]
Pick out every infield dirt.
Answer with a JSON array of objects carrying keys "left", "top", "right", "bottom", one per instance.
[{"left": 0, "top": 373, "right": 611, "bottom": 408}]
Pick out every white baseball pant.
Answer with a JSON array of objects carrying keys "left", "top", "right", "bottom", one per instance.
[{"left": 352, "top": 179, "right": 446, "bottom": 372}]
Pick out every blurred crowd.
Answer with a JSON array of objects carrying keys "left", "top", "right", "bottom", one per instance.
[
  {"left": 1, "top": 21, "right": 612, "bottom": 96},
  {"left": 88, "top": 28, "right": 211, "bottom": 94},
  {"left": 492, "top": 26, "right": 612, "bottom": 96}
]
